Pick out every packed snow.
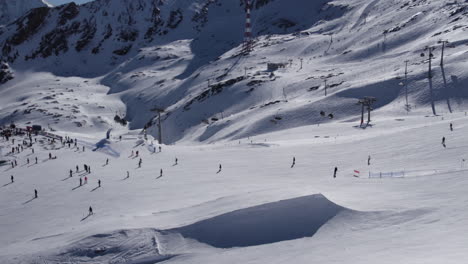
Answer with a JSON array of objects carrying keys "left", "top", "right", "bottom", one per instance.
[{"left": 1, "top": 0, "right": 468, "bottom": 263}]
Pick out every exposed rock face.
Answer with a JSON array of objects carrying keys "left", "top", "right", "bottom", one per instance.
[
  {"left": 0, "top": 61, "right": 13, "bottom": 84},
  {"left": 0, "top": 0, "right": 51, "bottom": 26}
]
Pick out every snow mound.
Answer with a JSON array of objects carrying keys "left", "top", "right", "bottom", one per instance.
[
  {"left": 171, "top": 194, "right": 345, "bottom": 248},
  {"left": 46, "top": 229, "right": 174, "bottom": 264}
]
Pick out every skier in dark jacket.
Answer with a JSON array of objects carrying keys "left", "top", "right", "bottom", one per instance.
[
  {"left": 89, "top": 206, "right": 93, "bottom": 215},
  {"left": 334, "top": 167, "right": 338, "bottom": 178},
  {"left": 34, "top": 189, "right": 38, "bottom": 198},
  {"left": 442, "top": 137, "right": 446, "bottom": 148},
  {"left": 10, "top": 175, "right": 14, "bottom": 183}
]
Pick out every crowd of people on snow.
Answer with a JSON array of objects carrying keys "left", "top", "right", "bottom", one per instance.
[{"left": 1, "top": 121, "right": 457, "bottom": 218}]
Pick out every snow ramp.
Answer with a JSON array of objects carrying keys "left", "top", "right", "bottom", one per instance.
[{"left": 170, "top": 194, "right": 345, "bottom": 248}]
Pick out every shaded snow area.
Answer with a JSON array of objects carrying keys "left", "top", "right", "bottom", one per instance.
[
  {"left": 0, "top": 0, "right": 468, "bottom": 263},
  {"left": 2, "top": 113, "right": 468, "bottom": 263}
]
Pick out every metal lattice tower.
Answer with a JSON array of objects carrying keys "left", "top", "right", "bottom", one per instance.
[{"left": 243, "top": 0, "right": 253, "bottom": 54}]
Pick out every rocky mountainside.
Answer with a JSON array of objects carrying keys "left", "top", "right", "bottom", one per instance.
[
  {"left": 0, "top": 0, "right": 467, "bottom": 143},
  {"left": 0, "top": 0, "right": 52, "bottom": 26},
  {"left": 0, "top": 0, "right": 343, "bottom": 76}
]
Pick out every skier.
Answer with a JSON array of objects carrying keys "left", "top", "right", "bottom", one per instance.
[
  {"left": 175, "top": 157, "right": 178, "bottom": 165},
  {"left": 32, "top": 148, "right": 34, "bottom": 154},
  {"left": 450, "top": 123, "right": 453, "bottom": 131},
  {"left": 88, "top": 166, "right": 91, "bottom": 173},
  {"left": 291, "top": 157, "right": 296, "bottom": 168},
  {"left": 159, "top": 146, "right": 162, "bottom": 152},
  {"left": 334, "top": 167, "right": 338, "bottom": 178},
  {"left": 442, "top": 137, "right": 446, "bottom": 148},
  {"left": 10, "top": 175, "right": 14, "bottom": 183},
  {"left": 160, "top": 169, "right": 163, "bottom": 177},
  {"left": 34, "top": 189, "right": 38, "bottom": 198},
  {"left": 27, "top": 158, "right": 29, "bottom": 164},
  {"left": 98, "top": 179, "right": 101, "bottom": 187},
  {"left": 136, "top": 151, "right": 139, "bottom": 157},
  {"left": 138, "top": 158, "right": 142, "bottom": 168},
  {"left": 127, "top": 171, "right": 130, "bottom": 178},
  {"left": 69, "top": 170, "right": 73, "bottom": 177},
  {"left": 76, "top": 165, "right": 79, "bottom": 172},
  {"left": 79, "top": 178, "right": 82, "bottom": 186},
  {"left": 14, "top": 160, "right": 17, "bottom": 166},
  {"left": 218, "top": 164, "right": 222, "bottom": 173},
  {"left": 131, "top": 150, "right": 134, "bottom": 156},
  {"left": 368, "top": 155, "right": 371, "bottom": 166},
  {"left": 106, "top": 158, "right": 109, "bottom": 165},
  {"left": 49, "top": 153, "right": 52, "bottom": 159},
  {"left": 35, "top": 157, "right": 38, "bottom": 164},
  {"left": 89, "top": 206, "right": 93, "bottom": 215},
  {"left": 84, "top": 164, "right": 88, "bottom": 172},
  {"left": 84, "top": 176, "right": 88, "bottom": 184}
]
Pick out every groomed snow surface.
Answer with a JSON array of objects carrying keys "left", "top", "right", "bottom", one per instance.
[{"left": 2, "top": 111, "right": 468, "bottom": 263}]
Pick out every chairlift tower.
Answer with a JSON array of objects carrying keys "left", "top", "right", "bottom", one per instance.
[
  {"left": 151, "top": 107, "right": 165, "bottom": 144},
  {"left": 242, "top": 0, "right": 253, "bottom": 54}
]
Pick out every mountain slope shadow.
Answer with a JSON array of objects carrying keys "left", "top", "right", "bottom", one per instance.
[{"left": 170, "top": 194, "right": 345, "bottom": 248}]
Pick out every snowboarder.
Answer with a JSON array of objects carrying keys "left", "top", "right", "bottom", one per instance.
[
  {"left": 334, "top": 167, "right": 338, "bottom": 178},
  {"left": 34, "top": 189, "right": 38, "bottom": 198},
  {"left": 450, "top": 123, "right": 453, "bottom": 131},
  {"left": 368, "top": 155, "right": 371, "bottom": 166},
  {"left": 10, "top": 175, "right": 14, "bottom": 183},
  {"left": 291, "top": 157, "right": 296, "bottom": 168},
  {"left": 89, "top": 206, "right": 93, "bottom": 215},
  {"left": 442, "top": 137, "right": 446, "bottom": 148}
]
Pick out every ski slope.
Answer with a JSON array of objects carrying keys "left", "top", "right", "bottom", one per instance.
[
  {"left": 1, "top": 112, "right": 468, "bottom": 263},
  {"left": 0, "top": 0, "right": 468, "bottom": 263}
]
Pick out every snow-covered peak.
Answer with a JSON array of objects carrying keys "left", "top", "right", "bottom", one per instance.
[{"left": 0, "top": 0, "right": 52, "bottom": 25}]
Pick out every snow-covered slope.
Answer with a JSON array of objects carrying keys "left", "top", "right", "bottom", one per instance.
[
  {"left": 0, "top": 0, "right": 52, "bottom": 26},
  {"left": 0, "top": 0, "right": 467, "bottom": 143},
  {"left": 0, "top": 0, "right": 468, "bottom": 143},
  {"left": 1, "top": 1, "right": 468, "bottom": 263},
  {"left": 2, "top": 112, "right": 468, "bottom": 263}
]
